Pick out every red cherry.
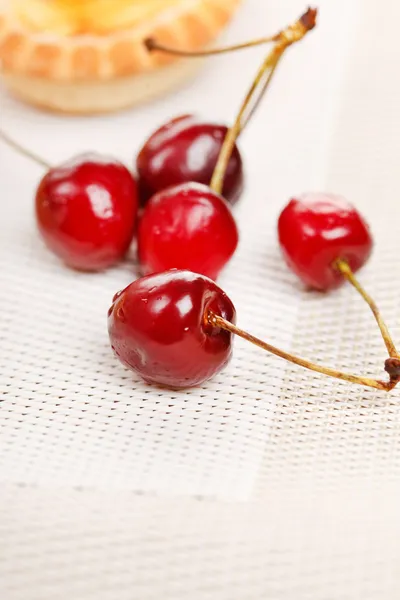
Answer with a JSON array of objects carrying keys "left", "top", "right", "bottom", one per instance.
[
  {"left": 35, "top": 153, "right": 138, "bottom": 271},
  {"left": 278, "top": 193, "right": 373, "bottom": 291},
  {"left": 136, "top": 115, "right": 244, "bottom": 206},
  {"left": 137, "top": 182, "right": 239, "bottom": 280},
  {"left": 108, "top": 269, "right": 236, "bottom": 388}
]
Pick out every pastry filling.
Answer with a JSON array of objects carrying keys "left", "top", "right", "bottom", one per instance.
[{"left": 13, "top": 0, "right": 186, "bottom": 35}]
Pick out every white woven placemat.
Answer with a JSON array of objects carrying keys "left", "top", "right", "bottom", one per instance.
[{"left": 2, "top": 0, "right": 400, "bottom": 598}]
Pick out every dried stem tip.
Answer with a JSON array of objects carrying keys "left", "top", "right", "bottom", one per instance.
[
  {"left": 145, "top": 7, "right": 317, "bottom": 58},
  {"left": 210, "top": 6, "right": 318, "bottom": 196},
  {"left": 385, "top": 357, "right": 400, "bottom": 383},
  {"left": 300, "top": 7, "right": 318, "bottom": 31}
]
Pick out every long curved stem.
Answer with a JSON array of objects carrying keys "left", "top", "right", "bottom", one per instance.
[
  {"left": 208, "top": 311, "right": 396, "bottom": 392},
  {"left": 0, "top": 128, "right": 51, "bottom": 170},
  {"left": 210, "top": 7, "right": 317, "bottom": 196},
  {"left": 335, "top": 259, "right": 399, "bottom": 359},
  {"left": 237, "top": 54, "right": 282, "bottom": 134},
  {"left": 209, "top": 44, "right": 286, "bottom": 194},
  {"left": 144, "top": 33, "right": 281, "bottom": 57}
]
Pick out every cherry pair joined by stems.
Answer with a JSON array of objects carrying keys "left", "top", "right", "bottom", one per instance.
[
  {"left": 109, "top": 162, "right": 400, "bottom": 392},
  {"left": 109, "top": 202, "right": 399, "bottom": 391},
  {"left": 136, "top": 7, "right": 317, "bottom": 278},
  {"left": 137, "top": 11, "right": 308, "bottom": 208},
  {"left": 136, "top": 15, "right": 295, "bottom": 209}
]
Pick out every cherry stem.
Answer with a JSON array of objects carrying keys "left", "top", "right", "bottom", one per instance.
[
  {"left": 208, "top": 311, "right": 396, "bottom": 392},
  {"left": 238, "top": 53, "right": 282, "bottom": 135},
  {"left": 0, "top": 128, "right": 51, "bottom": 170},
  {"left": 335, "top": 259, "right": 399, "bottom": 359},
  {"left": 209, "top": 7, "right": 317, "bottom": 196},
  {"left": 144, "top": 33, "right": 281, "bottom": 58}
]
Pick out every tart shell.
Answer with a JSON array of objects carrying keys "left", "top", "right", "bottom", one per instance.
[{"left": 0, "top": 0, "right": 242, "bottom": 113}]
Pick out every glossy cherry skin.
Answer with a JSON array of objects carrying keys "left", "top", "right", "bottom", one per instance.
[
  {"left": 108, "top": 269, "right": 236, "bottom": 388},
  {"left": 137, "top": 115, "right": 244, "bottom": 206},
  {"left": 35, "top": 153, "right": 138, "bottom": 271},
  {"left": 278, "top": 192, "right": 373, "bottom": 291},
  {"left": 138, "top": 182, "right": 239, "bottom": 280}
]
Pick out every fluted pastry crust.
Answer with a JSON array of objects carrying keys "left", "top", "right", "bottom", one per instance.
[{"left": 0, "top": 0, "right": 242, "bottom": 80}]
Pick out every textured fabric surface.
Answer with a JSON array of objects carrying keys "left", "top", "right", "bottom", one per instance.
[{"left": 1, "top": 0, "right": 400, "bottom": 598}]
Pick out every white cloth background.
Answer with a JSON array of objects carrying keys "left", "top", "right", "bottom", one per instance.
[{"left": 1, "top": 0, "right": 400, "bottom": 598}]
